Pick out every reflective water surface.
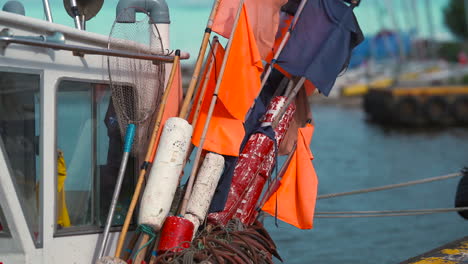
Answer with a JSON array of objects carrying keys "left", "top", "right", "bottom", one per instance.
[{"left": 265, "top": 103, "right": 468, "bottom": 264}]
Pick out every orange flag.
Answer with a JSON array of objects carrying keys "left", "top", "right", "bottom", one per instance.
[
  {"left": 216, "top": 4, "right": 263, "bottom": 121},
  {"left": 190, "top": 41, "right": 245, "bottom": 157},
  {"left": 262, "top": 123, "right": 318, "bottom": 229},
  {"left": 213, "top": 0, "right": 287, "bottom": 59},
  {"left": 151, "top": 62, "right": 183, "bottom": 158}
]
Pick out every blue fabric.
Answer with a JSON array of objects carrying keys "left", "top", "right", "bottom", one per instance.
[{"left": 277, "top": 0, "right": 363, "bottom": 96}]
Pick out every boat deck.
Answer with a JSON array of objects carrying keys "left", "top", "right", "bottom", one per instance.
[{"left": 401, "top": 236, "right": 468, "bottom": 264}]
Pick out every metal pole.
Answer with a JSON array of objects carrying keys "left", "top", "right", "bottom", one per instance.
[
  {"left": 464, "top": 0, "right": 468, "bottom": 39},
  {"left": 425, "top": 0, "right": 436, "bottom": 60},
  {"left": 69, "top": 0, "right": 83, "bottom": 30},
  {"left": 42, "top": 0, "right": 53, "bottom": 22},
  {"left": 384, "top": 0, "right": 406, "bottom": 62}
]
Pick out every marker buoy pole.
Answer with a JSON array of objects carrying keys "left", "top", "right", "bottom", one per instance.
[
  {"left": 156, "top": 0, "right": 245, "bottom": 254},
  {"left": 179, "top": 0, "right": 221, "bottom": 119}
]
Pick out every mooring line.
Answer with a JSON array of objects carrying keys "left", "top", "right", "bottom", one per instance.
[
  {"left": 315, "top": 207, "right": 468, "bottom": 216},
  {"left": 315, "top": 207, "right": 468, "bottom": 218},
  {"left": 317, "top": 172, "right": 463, "bottom": 200}
]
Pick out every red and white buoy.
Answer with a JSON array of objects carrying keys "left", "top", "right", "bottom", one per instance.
[
  {"left": 157, "top": 152, "right": 225, "bottom": 253},
  {"left": 208, "top": 96, "right": 296, "bottom": 226}
]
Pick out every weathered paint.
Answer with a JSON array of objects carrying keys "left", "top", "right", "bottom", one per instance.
[
  {"left": 402, "top": 237, "right": 468, "bottom": 264},
  {"left": 138, "top": 117, "right": 193, "bottom": 230},
  {"left": 95, "top": 256, "right": 126, "bottom": 264},
  {"left": 237, "top": 99, "right": 296, "bottom": 225},
  {"left": 187, "top": 153, "right": 225, "bottom": 222},
  {"left": 208, "top": 96, "right": 296, "bottom": 226}
]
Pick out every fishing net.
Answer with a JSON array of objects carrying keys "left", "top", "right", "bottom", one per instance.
[
  {"left": 107, "top": 7, "right": 165, "bottom": 159},
  {"left": 152, "top": 219, "right": 282, "bottom": 264}
]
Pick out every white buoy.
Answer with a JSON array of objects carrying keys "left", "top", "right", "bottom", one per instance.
[
  {"left": 95, "top": 256, "right": 126, "bottom": 264},
  {"left": 138, "top": 117, "right": 193, "bottom": 230},
  {"left": 186, "top": 153, "right": 225, "bottom": 221},
  {"left": 184, "top": 213, "right": 200, "bottom": 239}
]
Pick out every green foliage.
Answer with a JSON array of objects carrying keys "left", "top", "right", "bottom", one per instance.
[{"left": 444, "top": 0, "right": 468, "bottom": 39}]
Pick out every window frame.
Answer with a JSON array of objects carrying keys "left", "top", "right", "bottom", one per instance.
[
  {"left": 0, "top": 66, "right": 43, "bottom": 246},
  {"left": 53, "top": 77, "right": 137, "bottom": 237}
]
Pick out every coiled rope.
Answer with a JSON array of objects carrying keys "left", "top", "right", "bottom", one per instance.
[{"left": 317, "top": 172, "right": 463, "bottom": 200}]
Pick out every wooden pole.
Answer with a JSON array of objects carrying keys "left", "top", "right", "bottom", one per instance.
[
  {"left": 271, "top": 77, "right": 306, "bottom": 128},
  {"left": 113, "top": 51, "right": 181, "bottom": 258},
  {"left": 191, "top": 37, "right": 220, "bottom": 129},
  {"left": 121, "top": 231, "right": 140, "bottom": 261},
  {"left": 179, "top": 0, "right": 221, "bottom": 119},
  {"left": 257, "top": 143, "right": 297, "bottom": 209},
  {"left": 259, "top": 0, "right": 309, "bottom": 88},
  {"left": 178, "top": 0, "right": 245, "bottom": 217},
  {"left": 133, "top": 235, "right": 151, "bottom": 264}
]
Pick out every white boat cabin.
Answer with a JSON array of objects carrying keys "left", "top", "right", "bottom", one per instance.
[{"left": 0, "top": 1, "right": 176, "bottom": 263}]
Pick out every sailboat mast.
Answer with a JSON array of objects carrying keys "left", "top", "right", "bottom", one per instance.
[{"left": 424, "top": 0, "right": 436, "bottom": 60}]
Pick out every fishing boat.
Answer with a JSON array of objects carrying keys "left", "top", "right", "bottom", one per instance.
[{"left": 7, "top": 0, "right": 465, "bottom": 264}]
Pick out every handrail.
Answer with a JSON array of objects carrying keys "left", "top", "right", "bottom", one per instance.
[{"left": 0, "top": 35, "right": 190, "bottom": 62}]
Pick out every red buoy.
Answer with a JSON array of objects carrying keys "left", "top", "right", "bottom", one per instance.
[
  {"left": 157, "top": 216, "right": 194, "bottom": 254},
  {"left": 234, "top": 100, "right": 296, "bottom": 224},
  {"left": 208, "top": 96, "right": 295, "bottom": 226}
]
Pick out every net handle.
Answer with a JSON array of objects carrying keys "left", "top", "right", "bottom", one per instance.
[{"left": 114, "top": 50, "right": 181, "bottom": 258}]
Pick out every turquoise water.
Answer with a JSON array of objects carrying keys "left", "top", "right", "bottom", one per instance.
[
  {"left": 265, "top": 104, "right": 468, "bottom": 264},
  {"left": 1, "top": 0, "right": 453, "bottom": 63}
]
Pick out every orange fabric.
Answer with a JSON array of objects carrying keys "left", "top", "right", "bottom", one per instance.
[
  {"left": 262, "top": 124, "right": 318, "bottom": 229},
  {"left": 151, "top": 62, "right": 183, "bottom": 160},
  {"left": 188, "top": 40, "right": 221, "bottom": 124},
  {"left": 213, "top": 0, "right": 286, "bottom": 60},
  {"left": 191, "top": 41, "right": 244, "bottom": 157},
  {"left": 216, "top": 4, "right": 263, "bottom": 121},
  {"left": 266, "top": 13, "right": 293, "bottom": 63}
]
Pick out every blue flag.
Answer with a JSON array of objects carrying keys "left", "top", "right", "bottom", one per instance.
[{"left": 278, "top": 0, "right": 363, "bottom": 96}]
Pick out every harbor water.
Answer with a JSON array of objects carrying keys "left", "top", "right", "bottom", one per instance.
[{"left": 264, "top": 102, "right": 468, "bottom": 264}]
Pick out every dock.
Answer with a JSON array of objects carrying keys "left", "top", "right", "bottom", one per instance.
[{"left": 401, "top": 237, "right": 468, "bottom": 264}]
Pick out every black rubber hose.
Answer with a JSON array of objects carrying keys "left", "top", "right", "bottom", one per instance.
[{"left": 455, "top": 167, "right": 468, "bottom": 220}]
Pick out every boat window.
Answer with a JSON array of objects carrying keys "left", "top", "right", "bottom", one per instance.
[
  {"left": 0, "top": 71, "right": 41, "bottom": 246},
  {"left": 0, "top": 205, "right": 10, "bottom": 237},
  {"left": 56, "top": 80, "right": 136, "bottom": 234}
]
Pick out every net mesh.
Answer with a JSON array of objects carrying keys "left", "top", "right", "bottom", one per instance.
[{"left": 107, "top": 8, "right": 165, "bottom": 158}]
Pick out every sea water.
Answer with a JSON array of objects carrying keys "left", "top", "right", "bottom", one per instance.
[{"left": 265, "top": 104, "right": 468, "bottom": 264}]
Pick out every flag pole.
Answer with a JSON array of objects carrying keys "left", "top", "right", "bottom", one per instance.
[
  {"left": 259, "top": 0, "right": 309, "bottom": 88},
  {"left": 191, "top": 37, "right": 220, "bottom": 129},
  {"left": 179, "top": 0, "right": 221, "bottom": 119},
  {"left": 271, "top": 77, "right": 306, "bottom": 128},
  {"left": 178, "top": 0, "right": 245, "bottom": 216},
  {"left": 257, "top": 143, "right": 297, "bottom": 209}
]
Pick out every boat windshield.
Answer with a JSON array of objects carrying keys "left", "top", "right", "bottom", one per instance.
[
  {"left": 0, "top": 70, "right": 41, "bottom": 245},
  {"left": 55, "top": 79, "right": 136, "bottom": 234}
]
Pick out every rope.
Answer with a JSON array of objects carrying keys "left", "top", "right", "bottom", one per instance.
[
  {"left": 315, "top": 207, "right": 468, "bottom": 218},
  {"left": 132, "top": 224, "right": 156, "bottom": 261},
  {"left": 317, "top": 172, "right": 463, "bottom": 200}
]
